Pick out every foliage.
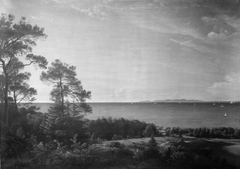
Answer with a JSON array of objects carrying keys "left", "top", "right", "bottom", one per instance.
[
  {"left": 148, "top": 135, "right": 158, "bottom": 148},
  {"left": 88, "top": 117, "right": 152, "bottom": 140},
  {"left": 26, "top": 133, "right": 97, "bottom": 169},
  {"left": 167, "top": 126, "right": 240, "bottom": 139},
  {"left": 70, "top": 133, "right": 89, "bottom": 154},
  {"left": 0, "top": 13, "right": 48, "bottom": 125},
  {"left": 39, "top": 110, "right": 89, "bottom": 144},
  {"left": 112, "top": 134, "right": 123, "bottom": 140},
  {"left": 40, "top": 59, "right": 92, "bottom": 116},
  {"left": 164, "top": 145, "right": 188, "bottom": 166},
  {"left": 2, "top": 128, "right": 32, "bottom": 163},
  {"left": 143, "top": 124, "right": 158, "bottom": 137},
  {"left": 8, "top": 66, "right": 37, "bottom": 107},
  {"left": 39, "top": 60, "right": 92, "bottom": 141},
  {"left": 116, "top": 147, "right": 134, "bottom": 157},
  {"left": 107, "top": 141, "right": 124, "bottom": 148}
]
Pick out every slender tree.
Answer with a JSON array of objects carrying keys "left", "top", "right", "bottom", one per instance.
[
  {"left": 40, "top": 60, "right": 92, "bottom": 139},
  {"left": 40, "top": 59, "right": 92, "bottom": 117},
  {"left": 0, "top": 14, "right": 48, "bottom": 125},
  {"left": 0, "top": 57, "right": 37, "bottom": 110},
  {"left": 9, "top": 71, "right": 37, "bottom": 108}
]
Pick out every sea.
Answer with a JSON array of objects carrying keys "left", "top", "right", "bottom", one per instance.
[{"left": 29, "top": 102, "right": 240, "bottom": 128}]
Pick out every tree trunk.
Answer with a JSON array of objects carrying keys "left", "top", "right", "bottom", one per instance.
[
  {"left": 0, "top": 98, "right": 2, "bottom": 169},
  {"left": 13, "top": 89, "right": 18, "bottom": 110},
  {"left": 59, "top": 78, "right": 64, "bottom": 116},
  {"left": 4, "top": 73, "right": 9, "bottom": 126}
]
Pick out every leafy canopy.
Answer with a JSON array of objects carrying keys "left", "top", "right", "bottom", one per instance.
[{"left": 41, "top": 59, "right": 92, "bottom": 114}]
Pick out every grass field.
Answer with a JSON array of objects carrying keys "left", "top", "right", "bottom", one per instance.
[{"left": 86, "top": 137, "right": 240, "bottom": 169}]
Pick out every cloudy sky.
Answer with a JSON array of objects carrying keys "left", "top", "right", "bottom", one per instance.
[{"left": 1, "top": 0, "right": 240, "bottom": 102}]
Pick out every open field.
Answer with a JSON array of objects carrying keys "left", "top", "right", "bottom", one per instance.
[{"left": 86, "top": 137, "right": 240, "bottom": 169}]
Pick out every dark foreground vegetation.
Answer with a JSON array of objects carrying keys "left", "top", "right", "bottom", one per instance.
[
  {"left": 165, "top": 126, "right": 240, "bottom": 139},
  {"left": 1, "top": 104, "right": 240, "bottom": 169}
]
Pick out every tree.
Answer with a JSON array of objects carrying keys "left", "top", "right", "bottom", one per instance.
[
  {"left": 0, "top": 13, "right": 48, "bottom": 126},
  {"left": 0, "top": 74, "right": 4, "bottom": 104},
  {"left": 40, "top": 59, "right": 92, "bottom": 117},
  {"left": 8, "top": 64, "right": 37, "bottom": 108},
  {"left": 0, "top": 57, "right": 37, "bottom": 111},
  {"left": 40, "top": 60, "right": 92, "bottom": 139},
  {"left": 143, "top": 124, "right": 158, "bottom": 137}
]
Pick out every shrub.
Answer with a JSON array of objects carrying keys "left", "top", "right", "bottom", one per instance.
[
  {"left": 143, "top": 124, "right": 158, "bottom": 137},
  {"left": 112, "top": 134, "right": 123, "bottom": 140},
  {"left": 3, "top": 130, "right": 31, "bottom": 161},
  {"left": 107, "top": 141, "right": 123, "bottom": 148},
  {"left": 116, "top": 147, "right": 134, "bottom": 156},
  {"left": 133, "top": 137, "right": 160, "bottom": 161},
  {"left": 70, "top": 134, "right": 89, "bottom": 155}
]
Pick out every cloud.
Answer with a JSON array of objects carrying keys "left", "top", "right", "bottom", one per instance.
[
  {"left": 70, "top": 4, "right": 108, "bottom": 20},
  {"left": 169, "top": 38, "right": 223, "bottom": 56},
  {"left": 207, "top": 72, "right": 240, "bottom": 100},
  {"left": 30, "top": 12, "right": 53, "bottom": 22},
  {"left": 207, "top": 31, "right": 227, "bottom": 40},
  {"left": 112, "top": 88, "right": 148, "bottom": 101},
  {"left": 52, "top": 0, "right": 76, "bottom": 4},
  {"left": 225, "top": 72, "right": 240, "bottom": 83},
  {"left": 103, "top": 0, "right": 114, "bottom": 4},
  {"left": 202, "top": 16, "right": 235, "bottom": 40}
]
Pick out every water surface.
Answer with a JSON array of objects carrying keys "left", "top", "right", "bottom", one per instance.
[{"left": 31, "top": 102, "right": 240, "bottom": 128}]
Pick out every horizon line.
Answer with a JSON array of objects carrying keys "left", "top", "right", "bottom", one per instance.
[{"left": 30, "top": 100, "right": 240, "bottom": 103}]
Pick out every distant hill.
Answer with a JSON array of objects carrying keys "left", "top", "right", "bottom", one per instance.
[
  {"left": 139, "top": 99, "right": 204, "bottom": 103},
  {"left": 163, "top": 99, "right": 204, "bottom": 102}
]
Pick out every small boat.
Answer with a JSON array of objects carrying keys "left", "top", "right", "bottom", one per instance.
[
  {"left": 220, "top": 104, "right": 224, "bottom": 108},
  {"left": 213, "top": 103, "right": 215, "bottom": 106},
  {"left": 224, "top": 112, "right": 227, "bottom": 117}
]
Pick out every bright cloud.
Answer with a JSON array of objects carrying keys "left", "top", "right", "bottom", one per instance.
[{"left": 207, "top": 72, "right": 240, "bottom": 100}]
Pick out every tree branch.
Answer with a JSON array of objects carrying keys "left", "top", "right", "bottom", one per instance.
[
  {"left": 7, "top": 61, "right": 34, "bottom": 75},
  {"left": 17, "top": 95, "right": 29, "bottom": 105},
  {"left": 4, "top": 35, "right": 24, "bottom": 50}
]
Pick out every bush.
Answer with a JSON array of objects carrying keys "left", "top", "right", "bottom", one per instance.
[
  {"left": 133, "top": 137, "right": 160, "bottom": 162},
  {"left": 143, "top": 124, "right": 158, "bottom": 137},
  {"left": 107, "top": 141, "right": 124, "bottom": 148},
  {"left": 112, "top": 134, "right": 123, "bottom": 140},
  {"left": 116, "top": 147, "right": 134, "bottom": 156},
  {"left": 3, "top": 129, "right": 31, "bottom": 161}
]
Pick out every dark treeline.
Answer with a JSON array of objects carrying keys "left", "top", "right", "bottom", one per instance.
[
  {"left": 88, "top": 117, "right": 158, "bottom": 140},
  {"left": 7, "top": 106, "right": 159, "bottom": 142},
  {"left": 165, "top": 126, "right": 240, "bottom": 139}
]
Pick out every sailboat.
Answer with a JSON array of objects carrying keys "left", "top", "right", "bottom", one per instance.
[{"left": 224, "top": 112, "right": 227, "bottom": 117}]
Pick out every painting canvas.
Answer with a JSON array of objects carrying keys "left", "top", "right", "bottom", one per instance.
[{"left": 1, "top": 0, "right": 240, "bottom": 168}]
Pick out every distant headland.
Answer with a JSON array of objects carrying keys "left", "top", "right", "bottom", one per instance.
[{"left": 139, "top": 99, "right": 204, "bottom": 103}]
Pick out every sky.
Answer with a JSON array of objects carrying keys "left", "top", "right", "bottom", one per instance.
[{"left": 1, "top": 0, "right": 240, "bottom": 102}]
